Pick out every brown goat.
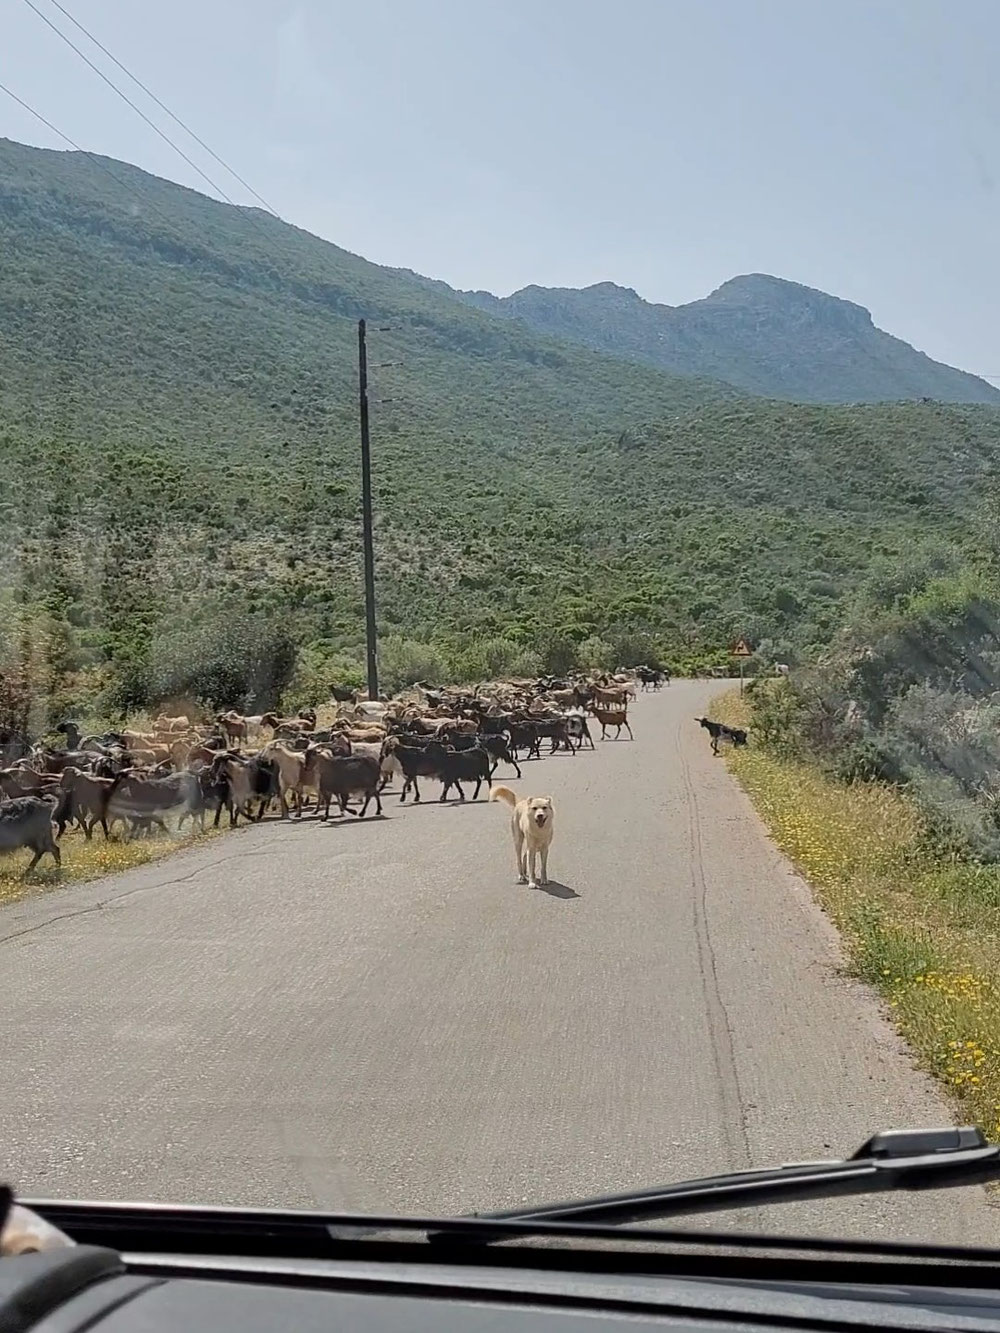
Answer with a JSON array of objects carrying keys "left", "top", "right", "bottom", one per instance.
[
  {"left": 217, "top": 711, "right": 249, "bottom": 744},
  {"left": 59, "top": 766, "right": 122, "bottom": 840},
  {"left": 260, "top": 712, "right": 313, "bottom": 736},
  {"left": 591, "top": 705, "right": 633, "bottom": 740}
]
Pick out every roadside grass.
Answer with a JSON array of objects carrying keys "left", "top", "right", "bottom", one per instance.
[
  {"left": 0, "top": 825, "right": 219, "bottom": 908},
  {"left": 714, "top": 688, "right": 1000, "bottom": 1139}
]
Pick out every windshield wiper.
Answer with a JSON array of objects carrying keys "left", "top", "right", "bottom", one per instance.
[
  {"left": 429, "top": 1126, "right": 1000, "bottom": 1244},
  {"left": 19, "top": 1127, "right": 1000, "bottom": 1259}
]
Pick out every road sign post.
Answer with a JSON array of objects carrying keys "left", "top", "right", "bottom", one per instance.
[{"left": 731, "top": 638, "right": 753, "bottom": 695}]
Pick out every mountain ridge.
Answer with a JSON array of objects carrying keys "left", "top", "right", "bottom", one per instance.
[{"left": 388, "top": 268, "right": 998, "bottom": 405}]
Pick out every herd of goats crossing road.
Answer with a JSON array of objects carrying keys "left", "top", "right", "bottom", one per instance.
[{"left": 0, "top": 667, "right": 672, "bottom": 873}]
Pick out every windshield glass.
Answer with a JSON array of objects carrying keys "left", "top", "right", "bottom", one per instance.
[{"left": 3, "top": 0, "right": 1000, "bottom": 1251}]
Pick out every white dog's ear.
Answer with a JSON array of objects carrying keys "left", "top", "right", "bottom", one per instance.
[{"left": 543, "top": 796, "right": 553, "bottom": 805}]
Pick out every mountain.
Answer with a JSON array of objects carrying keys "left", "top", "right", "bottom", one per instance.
[
  {"left": 399, "top": 272, "right": 1000, "bottom": 406},
  {"left": 1, "top": 137, "right": 999, "bottom": 719}
]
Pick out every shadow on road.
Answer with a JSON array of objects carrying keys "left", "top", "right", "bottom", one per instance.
[
  {"left": 532, "top": 880, "right": 579, "bottom": 900},
  {"left": 310, "top": 812, "right": 391, "bottom": 828},
  {"left": 392, "top": 797, "right": 493, "bottom": 811}
]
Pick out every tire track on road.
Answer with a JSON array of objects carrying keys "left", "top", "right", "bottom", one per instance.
[{"left": 674, "top": 709, "right": 753, "bottom": 1176}]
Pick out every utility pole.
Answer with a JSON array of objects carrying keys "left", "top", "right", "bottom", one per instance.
[{"left": 357, "top": 318, "right": 379, "bottom": 700}]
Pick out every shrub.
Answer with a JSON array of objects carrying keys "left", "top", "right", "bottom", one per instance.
[
  {"left": 282, "top": 646, "right": 365, "bottom": 711},
  {"left": 534, "top": 632, "right": 578, "bottom": 677},
  {"left": 829, "top": 737, "right": 902, "bottom": 785},
  {"left": 577, "top": 635, "right": 616, "bottom": 671},
  {"left": 379, "top": 637, "right": 450, "bottom": 691},
  {"left": 746, "top": 573, "right": 1000, "bottom": 861},
  {"left": 447, "top": 636, "right": 525, "bottom": 683},
  {"left": 145, "top": 614, "right": 297, "bottom": 710}
]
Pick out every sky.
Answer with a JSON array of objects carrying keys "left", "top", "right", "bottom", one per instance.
[{"left": 3, "top": 0, "right": 1000, "bottom": 379}]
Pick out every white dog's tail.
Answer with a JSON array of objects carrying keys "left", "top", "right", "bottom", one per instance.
[{"left": 489, "top": 784, "right": 517, "bottom": 808}]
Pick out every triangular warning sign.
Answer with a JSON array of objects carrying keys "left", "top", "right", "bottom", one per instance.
[{"left": 731, "top": 639, "right": 753, "bottom": 657}]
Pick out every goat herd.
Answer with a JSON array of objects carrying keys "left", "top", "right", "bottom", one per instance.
[{"left": 0, "top": 666, "right": 669, "bottom": 874}]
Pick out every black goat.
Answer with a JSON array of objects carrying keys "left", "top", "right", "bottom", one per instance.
[
  {"left": 696, "top": 717, "right": 748, "bottom": 755},
  {"left": 55, "top": 720, "right": 83, "bottom": 749},
  {"left": 0, "top": 795, "right": 61, "bottom": 873},
  {"left": 505, "top": 720, "right": 543, "bottom": 760},
  {"left": 386, "top": 739, "right": 440, "bottom": 803},
  {"left": 435, "top": 730, "right": 523, "bottom": 778},
  {"left": 314, "top": 752, "right": 383, "bottom": 819},
  {"left": 426, "top": 742, "right": 492, "bottom": 801}
]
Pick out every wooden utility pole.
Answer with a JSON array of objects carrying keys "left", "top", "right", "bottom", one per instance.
[{"left": 357, "top": 319, "right": 379, "bottom": 700}]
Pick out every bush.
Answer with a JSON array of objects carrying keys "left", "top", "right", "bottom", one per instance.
[
  {"left": 745, "top": 679, "right": 810, "bottom": 757},
  {"left": 535, "top": 632, "right": 578, "bottom": 677},
  {"left": 282, "top": 645, "right": 365, "bottom": 711},
  {"left": 505, "top": 647, "right": 542, "bottom": 679},
  {"left": 829, "top": 737, "right": 902, "bottom": 785},
  {"left": 577, "top": 635, "right": 616, "bottom": 671},
  {"left": 446, "top": 636, "right": 524, "bottom": 683},
  {"left": 746, "top": 572, "right": 1000, "bottom": 862},
  {"left": 608, "top": 630, "right": 661, "bottom": 670},
  {"left": 379, "top": 637, "right": 450, "bottom": 692},
  {"left": 145, "top": 613, "right": 298, "bottom": 711},
  {"left": 0, "top": 602, "right": 82, "bottom": 733}
]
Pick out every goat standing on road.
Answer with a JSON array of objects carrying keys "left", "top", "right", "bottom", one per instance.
[
  {"left": 696, "top": 717, "right": 748, "bottom": 755},
  {"left": 592, "top": 706, "right": 634, "bottom": 741}
]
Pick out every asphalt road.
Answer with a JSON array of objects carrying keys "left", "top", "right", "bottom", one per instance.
[{"left": 3, "top": 681, "right": 998, "bottom": 1245}]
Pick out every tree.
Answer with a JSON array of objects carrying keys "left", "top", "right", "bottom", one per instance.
[
  {"left": 146, "top": 613, "right": 297, "bottom": 710},
  {"left": 535, "top": 632, "right": 578, "bottom": 677}
]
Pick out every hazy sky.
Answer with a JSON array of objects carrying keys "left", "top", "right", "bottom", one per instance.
[{"left": 4, "top": 0, "right": 1000, "bottom": 378}]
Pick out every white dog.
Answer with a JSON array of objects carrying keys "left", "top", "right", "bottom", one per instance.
[{"left": 489, "top": 785, "right": 555, "bottom": 888}]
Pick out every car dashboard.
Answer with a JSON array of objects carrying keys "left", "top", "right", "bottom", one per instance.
[{"left": 9, "top": 1238, "right": 1000, "bottom": 1333}]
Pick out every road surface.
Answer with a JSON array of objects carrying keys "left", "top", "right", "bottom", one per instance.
[{"left": 3, "top": 681, "right": 998, "bottom": 1244}]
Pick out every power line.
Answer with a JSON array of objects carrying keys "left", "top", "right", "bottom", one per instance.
[
  {"left": 0, "top": 77, "right": 185, "bottom": 235},
  {"left": 1, "top": 77, "right": 89, "bottom": 152},
  {"left": 20, "top": 0, "right": 259, "bottom": 215},
  {"left": 40, "top": 0, "right": 281, "bottom": 219}
]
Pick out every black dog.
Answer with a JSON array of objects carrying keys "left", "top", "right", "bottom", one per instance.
[{"left": 696, "top": 717, "right": 748, "bottom": 755}]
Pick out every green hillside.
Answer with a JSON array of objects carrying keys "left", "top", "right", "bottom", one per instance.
[{"left": 1, "top": 137, "right": 998, "bottom": 718}]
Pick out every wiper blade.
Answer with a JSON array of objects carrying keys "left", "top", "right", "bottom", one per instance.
[{"left": 431, "top": 1127, "right": 1000, "bottom": 1244}]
